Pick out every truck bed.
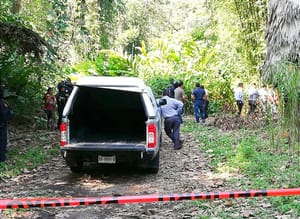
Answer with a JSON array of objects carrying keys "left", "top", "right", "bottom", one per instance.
[{"left": 68, "top": 87, "right": 147, "bottom": 143}]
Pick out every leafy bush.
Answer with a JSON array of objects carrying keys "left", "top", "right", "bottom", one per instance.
[
  {"left": 73, "top": 50, "right": 137, "bottom": 77},
  {"left": 0, "top": 51, "right": 61, "bottom": 123}
]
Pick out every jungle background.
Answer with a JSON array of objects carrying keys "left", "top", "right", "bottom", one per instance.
[
  {"left": 1, "top": 0, "right": 299, "bottom": 147},
  {"left": 0, "top": 0, "right": 268, "bottom": 117},
  {"left": 0, "top": 0, "right": 300, "bottom": 147},
  {"left": 0, "top": 0, "right": 299, "bottom": 218}
]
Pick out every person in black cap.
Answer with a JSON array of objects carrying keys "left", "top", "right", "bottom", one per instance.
[{"left": 0, "top": 85, "right": 13, "bottom": 162}]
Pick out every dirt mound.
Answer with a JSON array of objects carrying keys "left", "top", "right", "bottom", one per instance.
[{"left": 211, "top": 114, "right": 268, "bottom": 130}]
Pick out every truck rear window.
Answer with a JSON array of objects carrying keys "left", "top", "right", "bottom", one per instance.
[{"left": 68, "top": 87, "right": 147, "bottom": 143}]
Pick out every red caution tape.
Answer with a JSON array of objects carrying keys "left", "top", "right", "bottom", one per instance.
[{"left": 0, "top": 188, "right": 299, "bottom": 209}]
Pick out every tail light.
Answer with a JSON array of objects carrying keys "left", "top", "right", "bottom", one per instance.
[
  {"left": 60, "top": 122, "right": 67, "bottom": 146},
  {"left": 147, "top": 124, "right": 157, "bottom": 148}
]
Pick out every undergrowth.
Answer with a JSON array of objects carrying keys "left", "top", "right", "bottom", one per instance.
[{"left": 182, "top": 119, "right": 300, "bottom": 218}]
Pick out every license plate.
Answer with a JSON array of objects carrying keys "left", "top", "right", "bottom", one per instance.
[{"left": 98, "top": 155, "right": 116, "bottom": 164}]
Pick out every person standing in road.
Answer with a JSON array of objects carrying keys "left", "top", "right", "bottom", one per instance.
[
  {"left": 234, "top": 82, "right": 244, "bottom": 116},
  {"left": 202, "top": 86, "right": 209, "bottom": 119},
  {"left": 247, "top": 83, "right": 259, "bottom": 114},
  {"left": 174, "top": 80, "right": 186, "bottom": 124},
  {"left": 167, "top": 79, "right": 176, "bottom": 98},
  {"left": 268, "top": 85, "right": 278, "bottom": 115},
  {"left": 64, "top": 77, "right": 73, "bottom": 95},
  {"left": 56, "top": 84, "right": 68, "bottom": 129},
  {"left": 160, "top": 89, "right": 184, "bottom": 150},
  {"left": 44, "top": 87, "right": 56, "bottom": 130},
  {"left": 0, "top": 86, "right": 12, "bottom": 162},
  {"left": 258, "top": 84, "right": 268, "bottom": 114},
  {"left": 191, "top": 82, "right": 206, "bottom": 124}
]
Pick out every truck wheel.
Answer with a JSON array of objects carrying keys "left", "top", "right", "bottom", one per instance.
[
  {"left": 145, "top": 151, "right": 160, "bottom": 174},
  {"left": 69, "top": 161, "right": 83, "bottom": 173}
]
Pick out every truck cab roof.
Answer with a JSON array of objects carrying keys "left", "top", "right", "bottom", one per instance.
[{"left": 75, "top": 76, "right": 147, "bottom": 92}]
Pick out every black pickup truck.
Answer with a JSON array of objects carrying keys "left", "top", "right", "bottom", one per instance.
[{"left": 60, "top": 76, "right": 163, "bottom": 173}]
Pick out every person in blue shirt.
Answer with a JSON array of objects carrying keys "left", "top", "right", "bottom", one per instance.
[
  {"left": 191, "top": 82, "right": 206, "bottom": 124},
  {"left": 160, "top": 89, "right": 184, "bottom": 150}
]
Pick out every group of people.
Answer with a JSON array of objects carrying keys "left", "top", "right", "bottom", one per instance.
[
  {"left": 43, "top": 78, "right": 73, "bottom": 130},
  {"left": 160, "top": 79, "right": 209, "bottom": 151},
  {"left": 234, "top": 82, "right": 278, "bottom": 116}
]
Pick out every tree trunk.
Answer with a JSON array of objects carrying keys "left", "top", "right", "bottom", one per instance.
[{"left": 11, "top": 0, "right": 22, "bottom": 14}]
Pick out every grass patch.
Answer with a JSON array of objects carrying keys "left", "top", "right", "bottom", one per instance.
[
  {"left": 0, "top": 143, "right": 59, "bottom": 178},
  {"left": 182, "top": 119, "right": 300, "bottom": 217}
]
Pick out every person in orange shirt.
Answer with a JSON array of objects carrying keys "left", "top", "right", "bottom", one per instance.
[{"left": 44, "top": 87, "right": 56, "bottom": 130}]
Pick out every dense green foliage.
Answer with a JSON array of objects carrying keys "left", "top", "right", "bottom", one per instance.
[
  {"left": 268, "top": 62, "right": 300, "bottom": 150},
  {"left": 73, "top": 50, "right": 137, "bottom": 77},
  {"left": 0, "top": 0, "right": 299, "bottom": 146},
  {"left": 0, "top": 0, "right": 267, "bottom": 108}
]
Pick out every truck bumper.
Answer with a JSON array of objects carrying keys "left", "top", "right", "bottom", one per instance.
[{"left": 60, "top": 143, "right": 157, "bottom": 165}]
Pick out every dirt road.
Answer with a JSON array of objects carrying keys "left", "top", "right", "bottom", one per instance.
[
  {"left": 0, "top": 118, "right": 292, "bottom": 218},
  {"left": 0, "top": 123, "right": 223, "bottom": 219}
]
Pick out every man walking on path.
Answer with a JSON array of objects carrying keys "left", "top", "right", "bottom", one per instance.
[
  {"left": 160, "top": 89, "right": 184, "bottom": 150},
  {"left": 234, "top": 82, "right": 244, "bottom": 116},
  {"left": 258, "top": 84, "right": 268, "bottom": 114},
  {"left": 44, "top": 87, "right": 56, "bottom": 130},
  {"left": 247, "top": 83, "right": 259, "bottom": 114},
  {"left": 191, "top": 82, "right": 206, "bottom": 124}
]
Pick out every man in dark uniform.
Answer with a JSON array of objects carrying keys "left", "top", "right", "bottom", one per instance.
[
  {"left": 56, "top": 84, "right": 68, "bottom": 129},
  {"left": 160, "top": 89, "right": 184, "bottom": 150},
  {"left": 0, "top": 86, "right": 12, "bottom": 162},
  {"left": 167, "top": 79, "right": 175, "bottom": 98},
  {"left": 64, "top": 77, "right": 73, "bottom": 95},
  {"left": 191, "top": 82, "right": 206, "bottom": 124}
]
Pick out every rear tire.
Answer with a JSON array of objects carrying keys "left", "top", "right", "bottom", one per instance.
[
  {"left": 69, "top": 161, "right": 83, "bottom": 173},
  {"left": 145, "top": 151, "right": 160, "bottom": 174}
]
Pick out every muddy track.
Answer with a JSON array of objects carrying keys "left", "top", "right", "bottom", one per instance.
[
  {"left": 0, "top": 117, "right": 290, "bottom": 218},
  {"left": 0, "top": 124, "right": 221, "bottom": 219}
]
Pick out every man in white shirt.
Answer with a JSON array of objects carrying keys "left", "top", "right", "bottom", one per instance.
[
  {"left": 247, "top": 83, "right": 259, "bottom": 114},
  {"left": 258, "top": 85, "right": 268, "bottom": 113},
  {"left": 234, "top": 82, "right": 244, "bottom": 116}
]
